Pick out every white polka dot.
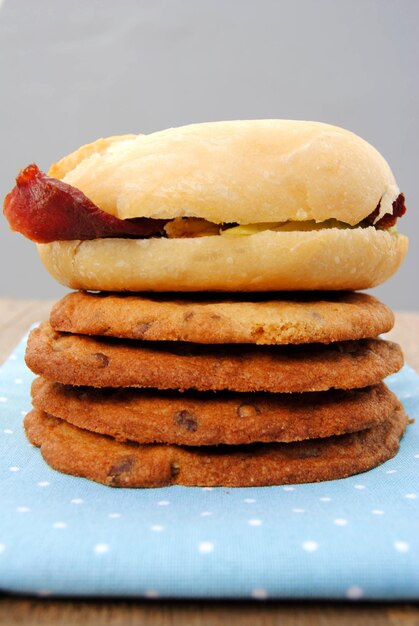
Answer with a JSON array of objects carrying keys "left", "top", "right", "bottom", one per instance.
[
  {"left": 0, "top": 544, "right": 5, "bottom": 554},
  {"left": 157, "top": 500, "right": 170, "bottom": 506},
  {"left": 248, "top": 519, "right": 263, "bottom": 526},
  {"left": 405, "top": 493, "right": 417, "bottom": 499},
  {"left": 302, "top": 541, "right": 318, "bottom": 552},
  {"left": 16, "top": 507, "right": 30, "bottom": 513},
  {"left": 346, "top": 585, "right": 364, "bottom": 600},
  {"left": 354, "top": 484, "right": 366, "bottom": 490},
  {"left": 94, "top": 543, "right": 109, "bottom": 555},
  {"left": 108, "top": 513, "right": 121, "bottom": 518},
  {"left": 372, "top": 509, "right": 384, "bottom": 515},
  {"left": 14, "top": 378, "right": 23, "bottom": 384},
  {"left": 37, "top": 481, "right": 50, "bottom": 487},
  {"left": 9, "top": 466, "right": 20, "bottom": 472},
  {"left": 251, "top": 588, "right": 268, "bottom": 600},
  {"left": 200, "top": 511, "right": 213, "bottom": 517},
  {"left": 414, "top": 454, "right": 419, "bottom": 459},
  {"left": 71, "top": 498, "right": 83, "bottom": 505},
  {"left": 151, "top": 525, "right": 165, "bottom": 532},
  {"left": 52, "top": 522, "right": 67, "bottom": 529},
  {"left": 202, "top": 487, "right": 213, "bottom": 492},
  {"left": 283, "top": 486, "right": 295, "bottom": 491},
  {"left": 320, "top": 497, "right": 331, "bottom": 502},
  {"left": 399, "top": 391, "right": 413, "bottom": 399},
  {"left": 334, "top": 518, "right": 348, "bottom": 526},
  {"left": 244, "top": 498, "right": 256, "bottom": 503},
  {"left": 144, "top": 589, "right": 160, "bottom": 599},
  {"left": 394, "top": 541, "right": 410, "bottom": 553},
  {"left": 9, "top": 354, "right": 17, "bottom": 361},
  {"left": 3, "top": 429, "right": 13, "bottom": 434},
  {"left": 0, "top": 397, "right": 8, "bottom": 402},
  {"left": 198, "top": 542, "right": 214, "bottom": 554},
  {"left": 292, "top": 508, "right": 305, "bottom": 513},
  {"left": 386, "top": 470, "right": 397, "bottom": 475}
]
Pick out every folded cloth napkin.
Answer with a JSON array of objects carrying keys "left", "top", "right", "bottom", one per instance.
[{"left": 0, "top": 331, "right": 418, "bottom": 600}]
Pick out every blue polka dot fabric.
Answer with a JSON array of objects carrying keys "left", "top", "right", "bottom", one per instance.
[{"left": 0, "top": 331, "right": 418, "bottom": 600}]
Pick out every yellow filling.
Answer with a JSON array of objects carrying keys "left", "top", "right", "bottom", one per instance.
[
  {"left": 163, "top": 218, "right": 394, "bottom": 238},
  {"left": 220, "top": 219, "right": 354, "bottom": 236}
]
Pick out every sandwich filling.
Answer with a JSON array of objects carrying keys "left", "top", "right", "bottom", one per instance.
[{"left": 3, "top": 164, "right": 406, "bottom": 244}]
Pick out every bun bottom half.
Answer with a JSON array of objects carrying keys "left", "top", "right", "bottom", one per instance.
[{"left": 37, "top": 228, "right": 408, "bottom": 292}]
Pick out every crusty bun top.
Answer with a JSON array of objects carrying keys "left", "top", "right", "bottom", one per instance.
[{"left": 48, "top": 120, "right": 399, "bottom": 226}]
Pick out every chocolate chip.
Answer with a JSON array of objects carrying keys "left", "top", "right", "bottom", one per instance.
[
  {"left": 92, "top": 352, "right": 109, "bottom": 368},
  {"left": 211, "top": 314, "right": 222, "bottom": 320},
  {"left": 311, "top": 311, "right": 323, "bottom": 321},
  {"left": 174, "top": 410, "right": 198, "bottom": 432},
  {"left": 237, "top": 403, "right": 261, "bottom": 418},
  {"left": 108, "top": 455, "right": 136, "bottom": 485},
  {"left": 183, "top": 311, "right": 194, "bottom": 321},
  {"left": 133, "top": 322, "right": 152, "bottom": 338}
]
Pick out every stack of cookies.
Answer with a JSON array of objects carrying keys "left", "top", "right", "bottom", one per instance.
[
  {"left": 23, "top": 290, "right": 407, "bottom": 487},
  {"left": 3, "top": 120, "right": 409, "bottom": 487}
]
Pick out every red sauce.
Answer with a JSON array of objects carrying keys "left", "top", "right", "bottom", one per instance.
[
  {"left": 3, "top": 164, "right": 167, "bottom": 243},
  {"left": 362, "top": 193, "right": 406, "bottom": 229}
]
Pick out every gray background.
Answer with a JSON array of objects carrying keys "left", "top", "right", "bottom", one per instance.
[{"left": 0, "top": 0, "right": 417, "bottom": 309}]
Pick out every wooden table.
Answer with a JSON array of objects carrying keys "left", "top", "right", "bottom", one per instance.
[{"left": 0, "top": 298, "right": 418, "bottom": 625}]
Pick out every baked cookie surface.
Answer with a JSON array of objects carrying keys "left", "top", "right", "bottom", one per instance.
[
  {"left": 50, "top": 291, "right": 394, "bottom": 345},
  {"left": 31, "top": 378, "right": 399, "bottom": 445},
  {"left": 24, "top": 407, "right": 408, "bottom": 487},
  {"left": 25, "top": 323, "right": 403, "bottom": 392}
]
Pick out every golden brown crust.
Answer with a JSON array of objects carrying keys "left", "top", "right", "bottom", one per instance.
[
  {"left": 37, "top": 228, "right": 408, "bottom": 292},
  {"left": 25, "top": 322, "right": 404, "bottom": 393},
  {"left": 50, "top": 291, "right": 395, "bottom": 345},
  {"left": 24, "top": 407, "right": 408, "bottom": 487},
  {"left": 31, "top": 378, "right": 398, "bottom": 445},
  {"left": 51, "top": 121, "right": 399, "bottom": 225}
]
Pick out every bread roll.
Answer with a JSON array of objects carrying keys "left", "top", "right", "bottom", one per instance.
[{"left": 37, "top": 120, "right": 407, "bottom": 291}]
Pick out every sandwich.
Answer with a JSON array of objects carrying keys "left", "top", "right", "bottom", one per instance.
[
  {"left": 4, "top": 120, "right": 407, "bottom": 292},
  {"left": 3, "top": 120, "right": 410, "bottom": 488}
]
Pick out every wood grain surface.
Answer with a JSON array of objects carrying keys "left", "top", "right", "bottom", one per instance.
[{"left": 0, "top": 298, "right": 418, "bottom": 625}]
